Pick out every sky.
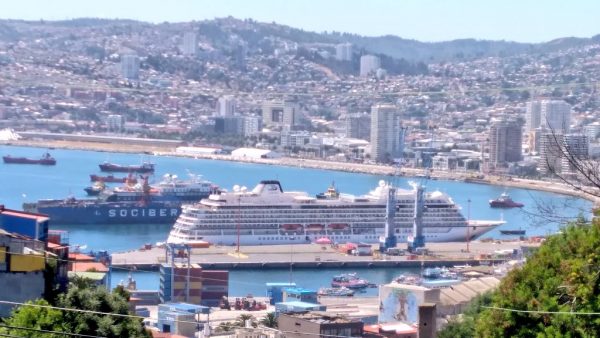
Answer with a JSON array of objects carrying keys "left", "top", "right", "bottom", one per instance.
[{"left": 1, "top": 0, "right": 599, "bottom": 43}]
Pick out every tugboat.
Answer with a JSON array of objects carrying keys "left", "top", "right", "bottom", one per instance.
[
  {"left": 316, "top": 182, "right": 340, "bottom": 199},
  {"left": 84, "top": 181, "right": 107, "bottom": 196},
  {"left": 99, "top": 161, "right": 155, "bottom": 173},
  {"left": 3, "top": 152, "right": 56, "bottom": 165},
  {"left": 489, "top": 192, "right": 524, "bottom": 208}
]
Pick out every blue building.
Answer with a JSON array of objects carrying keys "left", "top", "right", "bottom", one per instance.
[
  {"left": 283, "top": 287, "right": 318, "bottom": 304},
  {"left": 157, "top": 302, "right": 209, "bottom": 336},
  {"left": 0, "top": 205, "right": 49, "bottom": 242},
  {"left": 266, "top": 282, "right": 296, "bottom": 305}
]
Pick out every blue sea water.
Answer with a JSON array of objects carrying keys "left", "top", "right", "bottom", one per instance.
[{"left": 0, "top": 145, "right": 593, "bottom": 294}]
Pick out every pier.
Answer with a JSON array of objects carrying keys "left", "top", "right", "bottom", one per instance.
[{"left": 110, "top": 240, "right": 536, "bottom": 271}]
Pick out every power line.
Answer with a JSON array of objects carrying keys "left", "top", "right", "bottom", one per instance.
[
  {"left": 483, "top": 306, "right": 600, "bottom": 316},
  {"left": 0, "top": 324, "right": 104, "bottom": 338}
]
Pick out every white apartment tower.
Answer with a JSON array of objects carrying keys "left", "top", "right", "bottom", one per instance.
[
  {"left": 360, "top": 55, "right": 381, "bottom": 77},
  {"left": 370, "top": 104, "right": 404, "bottom": 163},
  {"left": 182, "top": 32, "right": 198, "bottom": 56},
  {"left": 120, "top": 54, "right": 140, "bottom": 80},
  {"left": 216, "top": 96, "right": 236, "bottom": 117},
  {"left": 526, "top": 100, "right": 571, "bottom": 133},
  {"left": 335, "top": 43, "right": 352, "bottom": 61}
]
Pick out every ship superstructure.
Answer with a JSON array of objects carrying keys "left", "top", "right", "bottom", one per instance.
[{"left": 167, "top": 180, "right": 503, "bottom": 245}]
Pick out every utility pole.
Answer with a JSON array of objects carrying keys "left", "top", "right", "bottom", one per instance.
[{"left": 466, "top": 199, "right": 471, "bottom": 253}]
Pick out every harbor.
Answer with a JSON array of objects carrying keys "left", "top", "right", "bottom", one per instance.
[{"left": 111, "top": 240, "right": 534, "bottom": 271}]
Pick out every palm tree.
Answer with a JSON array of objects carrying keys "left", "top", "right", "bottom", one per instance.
[
  {"left": 235, "top": 314, "right": 257, "bottom": 328},
  {"left": 259, "top": 312, "right": 278, "bottom": 328}
]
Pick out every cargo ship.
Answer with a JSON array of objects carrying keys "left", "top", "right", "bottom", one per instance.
[
  {"left": 3, "top": 152, "right": 56, "bottom": 165},
  {"left": 99, "top": 162, "right": 155, "bottom": 173},
  {"left": 23, "top": 174, "right": 218, "bottom": 225}
]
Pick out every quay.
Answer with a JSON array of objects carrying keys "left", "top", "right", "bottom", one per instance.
[{"left": 110, "top": 240, "right": 536, "bottom": 271}]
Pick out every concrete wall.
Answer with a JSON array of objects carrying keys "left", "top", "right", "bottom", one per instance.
[{"left": 0, "top": 272, "right": 45, "bottom": 317}]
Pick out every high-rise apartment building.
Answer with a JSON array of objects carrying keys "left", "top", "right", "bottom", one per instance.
[
  {"left": 345, "top": 113, "right": 371, "bottom": 141},
  {"left": 360, "top": 55, "right": 381, "bottom": 77},
  {"left": 182, "top": 32, "right": 198, "bottom": 56},
  {"left": 335, "top": 43, "right": 352, "bottom": 61},
  {"left": 120, "top": 54, "right": 139, "bottom": 80},
  {"left": 216, "top": 96, "right": 236, "bottom": 117},
  {"left": 489, "top": 120, "right": 523, "bottom": 167},
  {"left": 526, "top": 100, "right": 571, "bottom": 133},
  {"left": 539, "top": 133, "right": 588, "bottom": 175},
  {"left": 370, "top": 104, "right": 405, "bottom": 163}
]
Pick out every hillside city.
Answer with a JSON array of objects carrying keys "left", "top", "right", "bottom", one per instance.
[
  {"left": 0, "top": 18, "right": 599, "bottom": 180},
  {"left": 2, "top": 16, "right": 600, "bottom": 338}
]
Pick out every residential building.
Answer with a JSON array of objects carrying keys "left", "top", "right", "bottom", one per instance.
[
  {"left": 561, "top": 134, "right": 589, "bottom": 173},
  {"left": 525, "top": 101, "right": 542, "bottom": 132},
  {"left": 541, "top": 100, "right": 571, "bottom": 133},
  {"left": 216, "top": 96, "right": 236, "bottom": 117},
  {"left": 0, "top": 229, "right": 46, "bottom": 316},
  {"left": 106, "top": 114, "right": 124, "bottom": 132},
  {"left": 370, "top": 105, "right": 405, "bottom": 163},
  {"left": 242, "top": 116, "right": 262, "bottom": 136},
  {"left": 182, "top": 32, "right": 198, "bottom": 56},
  {"left": 489, "top": 120, "right": 523, "bottom": 168},
  {"left": 278, "top": 313, "right": 363, "bottom": 338},
  {"left": 539, "top": 133, "right": 588, "bottom": 175},
  {"left": 360, "top": 55, "right": 381, "bottom": 77},
  {"left": 262, "top": 100, "right": 301, "bottom": 128},
  {"left": 336, "top": 43, "right": 352, "bottom": 61},
  {"left": 584, "top": 122, "right": 600, "bottom": 141},
  {"left": 345, "top": 113, "right": 371, "bottom": 141},
  {"left": 120, "top": 54, "right": 140, "bottom": 80}
]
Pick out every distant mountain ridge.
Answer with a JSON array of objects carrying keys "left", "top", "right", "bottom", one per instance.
[{"left": 0, "top": 17, "right": 599, "bottom": 62}]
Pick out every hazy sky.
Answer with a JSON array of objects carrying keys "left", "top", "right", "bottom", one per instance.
[{"left": 2, "top": 0, "right": 599, "bottom": 42}]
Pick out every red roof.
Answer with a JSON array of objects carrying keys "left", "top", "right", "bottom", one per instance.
[
  {"left": 0, "top": 209, "right": 49, "bottom": 222},
  {"left": 70, "top": 262, "right": 108, "bottom": 272},
  {"left": 68, "top": 253, "right": 95, "bottom": 261}
]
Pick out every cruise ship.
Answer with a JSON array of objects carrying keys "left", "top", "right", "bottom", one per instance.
[{"left": 167, "top": 180, "right": 504, "bottom": 246}]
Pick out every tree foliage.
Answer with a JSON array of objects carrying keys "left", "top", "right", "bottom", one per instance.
[
  {"left": 439, "top": 220, "right": 600, "bottom": 337},
  {"left": 2, "top": 280, "right": 149, "bottom": 338},
  {"left": 259, "top": 312, "right": 278, "bottom": 328}
]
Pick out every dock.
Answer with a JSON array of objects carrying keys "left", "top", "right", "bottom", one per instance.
[{"left": 110, "top": 240, "right": 536, "bottom": 271}]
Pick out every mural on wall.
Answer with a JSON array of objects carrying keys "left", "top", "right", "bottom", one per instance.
[{"left": 379, "top": 287, "right": 420, "bottom": 323}]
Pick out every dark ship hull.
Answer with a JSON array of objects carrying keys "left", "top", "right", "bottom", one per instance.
[
  {"left": 3, "top": 156, "right": 56, "bottom": 165},
  {"left": 99, "top": 162, "right": 154, "bottom": 173}
]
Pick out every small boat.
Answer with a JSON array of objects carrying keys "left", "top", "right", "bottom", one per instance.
[
  {"left": 331, "top": 273, "right": 370, "bottom": 289},
  {"left": 3, "top": 152, "right": 56, "bottom": 165},
  {"left": 489, "top": 192, "right": 524, "bottom": 208},
  {"left": 500, "top": 229, "right": 526, "bottom": 235},
  {"left": 318, "top": 287, "right": 354, "bottom": 297},
  {"left": 84, "top": 182, "right": 107, "bottom": 196},
  {"left": 316, "top": 182, "right": 340, "bottom": 199},
  {"left": 90, "top": 174, "right": 137, "bottom": 184},
  {"left": 99, "top": 162, "right": 155, "bottom": 173}
]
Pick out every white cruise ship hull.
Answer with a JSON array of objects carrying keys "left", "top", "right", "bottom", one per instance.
[{"left": 167, "top": 222, "right": 501, "bottom": 246}]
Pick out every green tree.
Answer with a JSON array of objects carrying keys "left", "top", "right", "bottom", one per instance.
[
  {"left": 235, "top": 313, "right": 257, "bottom": 328},
  {"left": 474, "top": 221, "right": 600, "bottom": 337},
  {"left": 216, "top": 321, "right": 235, "bottom": 333},
  {"left": 259, "top": 312, "right": 278, "bottom": 328},
  {"left": 2, "top": 299, "right": 65, "bottom": 338},
  {"left": 3, "top": 280, "right": 149, "bottom": 338}
]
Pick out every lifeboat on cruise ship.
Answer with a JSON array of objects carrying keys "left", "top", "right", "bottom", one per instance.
[
  {"left": 328, "top": 223, "right": 349, "bottom": 230},
  {"left": 306, "top": 224, "right": 325, "bottom": 231},
  {"left": 280, "top": 224, "right": 303, "bottom": 231}
]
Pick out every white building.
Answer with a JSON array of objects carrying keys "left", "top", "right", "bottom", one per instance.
[
  {"left": 242, "top": 116, "right": 262, "bottom": 137},
  {"left": 525, "top": 101, "right": 542, "bottom": 131},
  {"left": 370, "top": 104, "right": 405, "bottom": 163},
  {"left": 231, "top": 147, "right": 281, "bottom": 159},
  {"left": 262, "top": 100, "right": 301, "bottom": 128},
  {"left": 584, "top": 122, "right": 600, "bottom": 141},
  {"left": 216, "top": 96, "right": 236, "bottom": 117},
  {"left": 120, "top": 54, "right": 140, "bottom": 80},
  {"left": 360, "top": 55, "right": 381, "bottom": 77},
  {"left": 106, "top": 114, "right": 124, "bottom": 132},
  {"left": 182, "top": 32, "right": 198, "bottom": 56},
  {"left": 335, "top": 43, "right": 352, "bottom": 61},
  {"left": 541, "top": 100, "right": 571, "bottom": 133}
]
